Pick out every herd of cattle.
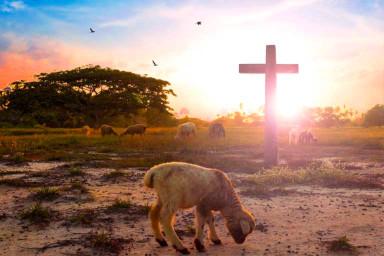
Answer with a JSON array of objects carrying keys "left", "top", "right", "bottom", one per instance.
[
  {"left": 83, "top": 122, "right": 317, "bottom": 144},
  {"left": 288, "top": 127, "right": 317, "bottom": 145},
  {"left": 82, "top": 122, "right": 226, "bottom": 139}
]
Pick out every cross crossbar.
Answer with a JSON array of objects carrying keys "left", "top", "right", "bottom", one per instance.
[{"left": 239, "top": 64, "right": 298, "bottom": 74}]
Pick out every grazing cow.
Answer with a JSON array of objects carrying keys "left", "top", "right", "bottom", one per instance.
[
  {"left": 289, "top": 127, "right": 317, "bottom": 145},
  {"left": 298, "top": 130, "right": 317, "bottom": 144},
  {"left": 144, "top": 162, "right": 255, "bottom": 254},
  {"left": 81, "top": 125, "right": 92, "bottom": 136},
  {"left": 209, "top": 123, "right": 225, "bottom": 138},
  {"left": 120, "top": 124, "right": 146, "bottom": 136},
  {"left": 100, "top": 124, "right": 118, "bottom": 136},
  {"left": 175, "top": 122, "right": 196, "bottom": 140},
  {"left": 289, "top": 127, "right": 300, "bottom": 145}
]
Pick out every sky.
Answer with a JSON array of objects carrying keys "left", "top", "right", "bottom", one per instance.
[{"left": 0, "top": 0, "right": 383, "bottom": 119}]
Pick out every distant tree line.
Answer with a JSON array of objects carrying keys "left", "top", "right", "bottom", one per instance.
[
  {"left": 0, "top": 65, "right": 177, "bottom": 128},
  {"left": 0, "top": 65, "right": 383, "bottom": 128},
  {"left": 213, "top": 105, "right": 384, "bottom": 128},
  {"left": 298, "top": 105, "right": 384, "bottom": 127}
]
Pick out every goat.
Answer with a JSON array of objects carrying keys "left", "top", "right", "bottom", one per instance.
[{"left": 144, "top": 162, "right": 255, "bottom": 254}]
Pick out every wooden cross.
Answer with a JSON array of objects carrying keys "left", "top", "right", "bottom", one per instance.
[{"left": 239, "top": 45, "right": 299, "bottom": 166}]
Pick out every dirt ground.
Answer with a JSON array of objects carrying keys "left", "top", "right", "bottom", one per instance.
[{"left": 0, "top": 145, "right": 383, "bottom": 256}]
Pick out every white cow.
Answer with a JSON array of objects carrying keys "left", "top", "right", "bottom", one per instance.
[{"left": 175, "top": 122, "right": 197, "bottom": 140}]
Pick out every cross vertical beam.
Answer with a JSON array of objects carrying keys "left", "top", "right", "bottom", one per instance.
[{"left": 264, "top": 45, "right": 278, "bottom": 166}]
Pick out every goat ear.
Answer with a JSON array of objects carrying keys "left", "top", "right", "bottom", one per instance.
[{"left": 240, "top": 220, "right": 251, "bottom": 235}]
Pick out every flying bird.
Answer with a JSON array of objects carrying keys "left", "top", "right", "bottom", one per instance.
[
  {"left": 152, "top": 60, "right": 158, "bottom": 66},
  {"left": 196, "top": 21, "right": 202, "bottom": 26},
  {"left": 90, "top": 28, "right": 95, "bottom": 33}
]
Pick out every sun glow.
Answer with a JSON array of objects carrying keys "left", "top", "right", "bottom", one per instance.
[
  {"left": 166, "top": 28, "right": 319, "bottom": 119},
  {"left": 276, "top": 76, "right": 308, "bottom": 119}
]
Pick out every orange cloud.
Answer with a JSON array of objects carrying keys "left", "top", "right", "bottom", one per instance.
[
  {"left": 0, "top": 35, "right": 113, "bottom": 87},
  {"left": 0, "top": 44, "right": 69, "bottom": 86}
]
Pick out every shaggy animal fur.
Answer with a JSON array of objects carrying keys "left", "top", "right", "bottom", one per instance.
[
  {"left": 100, "top": 124, "right": 118, "bottom": 136},
  {"left": 208, "top": 123, "right": 225, "bottom": 138},
  {"left": 144, "top": 162, "right": 255, "bottom": 254},
  {"left": 175, "top": 122, "right": 196, "bottom": 140},
  {"left": 120, "top": 124, "right": 146, "bottom": 136}
]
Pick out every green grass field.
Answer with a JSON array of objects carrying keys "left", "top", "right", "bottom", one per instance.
[{"left": 0, "top": 126, "right": 383, "bottom": 170}]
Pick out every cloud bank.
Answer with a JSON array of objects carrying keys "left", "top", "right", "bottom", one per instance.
[{"left": 0, "top": 0, "right": 383, "bottom": 117}]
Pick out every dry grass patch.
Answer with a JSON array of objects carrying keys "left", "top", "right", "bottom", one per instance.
[
  {"left": 62, "top": 181, "right": 94, "bottom": 202},
  {"left": 33, "top": 187, "right": 60, "bottom": 201},
  {"left": 326, "top": 236, "right": 358, "bottom": 254},
  {"left": 67, "top": 167, "right": 86, "bottom": 176},
  {"left": 103, "top": 170, "right": 125, "bottom": 180},
  {"left": 240, "top": 186, "right": 298, "bottom": 199},
  {"left": 20, "top": 203, "right": 53, "bottom": 224},
  {"left": 66, "top": 181, "right": 90, "bottom": 194},
  {"left": 243, "top": 164, "right": 383, "bottom": 189},
  {"left": 67, "top": 208, "right": 97, "bottom": 226},
  {"left": 107, "top": 198, "right": 150, "bottom": 217},
  {"left": 6, "top": 153, "right": 27, "bottom": 165},
  {"left": 102, "top": 169, "right": 145, "bottom": 182},
  {"left": 86, "top": 230, "right": 133, "bottom": 254},
  {"left": 108, "top": 198, "right": 132, "bottom": 211}
]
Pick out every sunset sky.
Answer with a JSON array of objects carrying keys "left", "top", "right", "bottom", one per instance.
[{"left": 0, "top": 0, "right": 383, "bottom": 119}]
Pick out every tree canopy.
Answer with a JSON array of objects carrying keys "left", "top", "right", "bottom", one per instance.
[
  {"left": 363, "top": 104, "right": 384, "bottom": 127},
  {"left": 0, "top": 65, "right": 176, "bottom": 127}
]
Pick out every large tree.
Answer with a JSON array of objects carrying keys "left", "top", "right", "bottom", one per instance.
[
  {"left": 0, "top": 65, "right": 176, "bottom": 127},
  {"left": 363, "top": 104, "right": 384, "bottom": 127}
]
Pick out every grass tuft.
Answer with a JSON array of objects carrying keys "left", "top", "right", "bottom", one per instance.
[
  {"left": 20, "top": 203, "right": 52, "bottom": 223},
  {"left": 87, "top": 231, "right": 127, "bottom": 254},
  {"left": 68, "top": 181, "right": 89, "bottom": 194},
  {"left": 107, "top": 198, "right": 150, "bottom": 216},
  {"left": 103, "top": 170, "right": 125, "bottom": 179},
  {"left": 33, "top": 187, "right": 60, "bottom": 201},
  {"left": 68, "top": 209, "right": 96, "bottom": 226},
  {"left": 109, "top": 198, "right": 131, "bottom": 210},
  {"left": 8, "top": 153, "right": 27, "bottom": 164},
  {"left": 328, "top": 236, "right": 357, "bottom": 253},
  {"left": 68, "top": 167, "right": 85, "bottom": 176}
]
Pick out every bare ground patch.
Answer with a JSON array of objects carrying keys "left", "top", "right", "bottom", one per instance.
[{"left": 0, "top": 142, "right": 383, "bottom": 255}]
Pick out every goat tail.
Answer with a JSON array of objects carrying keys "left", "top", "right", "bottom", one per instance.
[{"left": 144, "top": 167, "right": 156, "bottom": 188}]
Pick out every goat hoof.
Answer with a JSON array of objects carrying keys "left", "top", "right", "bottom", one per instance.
[
  {"left": 156, "top": 238, "right": 168, "bottom": 247},
  {"left": 212, "top": 239, "right": 222, "bottom": 245},
  {"left": 173, "top": 245, "right": 190, "bottom": 255},
  {"left": 194, "top": 238, "right": 206, "bottom": 252}
]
